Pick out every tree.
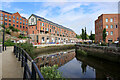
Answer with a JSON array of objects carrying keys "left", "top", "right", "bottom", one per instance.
[
  {"left": 103, "top": 28, "right": 107, "bottom": 42},
  {"left": 76, "top": 34, "right": 81, "bottom": 39},
  {"left": 89, "top": 31, "right": 95, "bottom": 42},
  {"left": 81, "top": 28, "right": 85, "bottom": 40},
  {"left": 85, "top": 27, "right": 87, "bottom": 40}
]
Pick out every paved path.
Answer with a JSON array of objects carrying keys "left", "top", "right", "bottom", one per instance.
[{"left": 2, "top": 47, "right": 23, "bottom": 79}]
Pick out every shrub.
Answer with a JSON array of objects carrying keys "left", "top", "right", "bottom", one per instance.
[
  {"left": 5, "top": 28, "right": 11, "bottom": 34},
  {"left": 4, "top": 39, "right": 15, "bottom": 46},
  {"left": 40, "top": 65, "right": 64, "bottom": 79},
  {"left": 17, "top": 43, "right": 35, "bottom": 59}
]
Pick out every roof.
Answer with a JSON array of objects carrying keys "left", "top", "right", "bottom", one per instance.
[
  {"left": 0, "top": 10, "right": 27, "bottom": 19},
  {"left": 32, "top": 14, "right": 74, "bottom": 32}
]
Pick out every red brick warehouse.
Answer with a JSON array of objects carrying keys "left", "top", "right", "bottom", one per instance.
[
  {"left": 95, "top": 14, "right": 119, "bottom": 43},
  {"left": 0, "top": 10, "right": 28, "bottom": 35}
]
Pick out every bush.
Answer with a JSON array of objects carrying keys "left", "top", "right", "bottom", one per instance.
[
  {"left": 4, "top": 39, "right": 15, "bottom": 46},
  {"left": 5, "top": 28, "right": 11, "bottom": 34},
  {"left": 9, "top": 26, "right": 19, "bottom": 32},
  {"left": 40, "top": 65, "right": 64, "bottom": 79},
  {"left": 101, "top": 42, "right": 107, "bottom": 46},
  {"left": 17, "top": 43, "right": 35, "bottom": 59}
]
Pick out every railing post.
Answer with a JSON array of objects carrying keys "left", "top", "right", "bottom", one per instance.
[
  {"left": 18, "top": 47, "right": 21, "bottom": 61},
  {"left": 21, "top": 50, "right": 24, "bottom": 67},
  {"left": 31, "top": 61, "right": 36, "bottom": 80},
  {"left": 16, "top": 47, "right": 18, "bottom": 58},
  {"left": 14, "top": 45, "right": 15, "bottom": 54},
  {"left": 5, "top": 45, "right": 6, "bottom": 50},
  {"left": 23, "top": 54, "right": 27, "bottom": 79}
]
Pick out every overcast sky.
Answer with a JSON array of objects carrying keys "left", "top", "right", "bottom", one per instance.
[{"left": 0, "top": 0, "right": 119, "bottom": 35}]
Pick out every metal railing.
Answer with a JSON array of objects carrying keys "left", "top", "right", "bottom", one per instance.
[{"left": 13, "top": 45, "right": 44, "bottom": 80}]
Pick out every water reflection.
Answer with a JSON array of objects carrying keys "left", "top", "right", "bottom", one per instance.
[{"left": 58, "top": 52, "right": 120, "bottom": 79}]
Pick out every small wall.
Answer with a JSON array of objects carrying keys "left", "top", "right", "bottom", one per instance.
[{"left": 75, "top": 44, "right": 120, "bottom": 63}]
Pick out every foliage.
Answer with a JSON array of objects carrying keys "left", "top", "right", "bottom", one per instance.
[
  {"left": 89, "top": 31, "right": 95, "bottom": 41},
  {"left": 76, "top": 34, "right": 81, "bottom": 39},
  {"left": 77, "top": 49, "right": 87, "bottom": 56},
  {"left": 103, "top": 28, "right": 107, "bottom": 42},
  {"left": 40, "top": 65, "right": 64, "bottom": 79},
  {"left": 4, "top": 39, "right": 15, "bottom": 46},
  {"left": 81, "top": 28, "right": 85, "bottom": 40},
  {"left": 17, "top": 43, "right": 35, "bottom": 59},
  {"left": 1, "top": 24, "right": 5, "bottom": 29},
  {"left": 9, "top": 26, "right": 19, "bottom": 32},
  {"left": 99, "top": 42, "right": 107, "bottom": 46},
  {"left": 85, "top": 27, "right": 87, "bottom": 40},
  {"left": 18, "top": 35, "right": 27, "bottom": 39},
  {"left": 5, "top": 28, "right": 11, "bottom": 34}
]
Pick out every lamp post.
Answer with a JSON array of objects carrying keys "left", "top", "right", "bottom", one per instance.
[{"left": 2, "top": 15, "right": 5, "bottom": 51}]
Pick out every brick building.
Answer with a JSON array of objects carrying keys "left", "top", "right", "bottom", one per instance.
[
  {"left": 95, "top": 14, "right": 119, "bottom": 43},
  {"left": 0, "top": 10, "right": 28, "bottom": 35},
  {"left": 28, "top": 14, "right": 77, "bottom": 44}
]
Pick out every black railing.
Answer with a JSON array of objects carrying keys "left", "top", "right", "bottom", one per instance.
[{"left": 13, "top": 45, "right": 44, "bottom": 80}]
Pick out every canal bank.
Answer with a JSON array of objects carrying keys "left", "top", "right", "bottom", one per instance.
[{"left": 75, "top": 44, "right": 120, "bottom": 63}]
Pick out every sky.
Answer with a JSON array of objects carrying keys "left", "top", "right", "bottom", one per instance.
[{"left": 0, "top": 0, "right": 119, "bottom": 35}]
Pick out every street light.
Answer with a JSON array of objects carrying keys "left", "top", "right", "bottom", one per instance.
[{"left": 2, "top": 15, "right": 5, "bottom": 51}]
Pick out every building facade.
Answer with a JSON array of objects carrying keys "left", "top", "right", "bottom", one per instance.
[
  {"left": 95, "top": 14, "right": 119, "bottom": 43},
  {"left": 28, "top": 14, "right": 77, "bottom": 44},
  {"left": 0, "top": 10, "right": 28, "bottom": 35}
]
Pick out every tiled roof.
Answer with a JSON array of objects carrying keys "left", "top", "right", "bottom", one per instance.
[
  {"left": 32, "top": 14, "right": 73, "bottom": 32},
  {"left": 0, "top": 10, "right": 26, "bottom": 19}
]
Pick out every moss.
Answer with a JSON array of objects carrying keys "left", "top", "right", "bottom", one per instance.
[{"left": 77, "top": 49, "right": 87, "bottom": 56}]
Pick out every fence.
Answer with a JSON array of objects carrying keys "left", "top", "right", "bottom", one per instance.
[{"left": 13, "top": 45, "right": 44, "bottom": 80}]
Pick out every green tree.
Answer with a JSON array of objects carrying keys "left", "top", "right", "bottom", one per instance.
[
  {"left": 85, "top": 27, "right": 87, "bottom": 40},
  {"left": 103, "top": 28, "right": 107, "bottom": 42},
  {"left": 89, "top": 31, "right": 95, "bottom": 42},
  {"left": 76, "top": 34, "right": 81, "bottom": 39},
  {"left": 81, "top": 28, "right": 85, "bottom": 40}
]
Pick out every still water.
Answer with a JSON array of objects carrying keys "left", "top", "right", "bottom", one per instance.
[{"left": 58, "top": 53, "right": 120, "bottom": 79}]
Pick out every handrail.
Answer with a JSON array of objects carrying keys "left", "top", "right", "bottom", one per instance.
[{"left": 13, "top": 45, "right": 44, "bottom": 80}]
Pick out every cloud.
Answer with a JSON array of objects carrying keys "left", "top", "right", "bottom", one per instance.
[
  {"left": 34, "top": 2, "right": 118, "bottom": 35},
  {"left": 14, "top": 8, "right": 23, "bottom": 12},
  {"left": 20, "top": 13, "right": 30, "bottom": 19}
]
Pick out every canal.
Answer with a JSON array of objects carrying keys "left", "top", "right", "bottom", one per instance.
[{"left": 57, "top": 50, "right": 120, "bottom": 79}]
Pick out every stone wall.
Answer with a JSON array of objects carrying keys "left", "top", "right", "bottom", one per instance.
[{"left": 75, "top": 44, "right": 120, "bottom": 63}]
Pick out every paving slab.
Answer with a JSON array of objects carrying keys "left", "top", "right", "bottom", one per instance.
[{"left": 2, "top": 47, "right": 23, "bottom": 79}]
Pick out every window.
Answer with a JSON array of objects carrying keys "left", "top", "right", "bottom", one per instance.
[
  {"left": 20, "top": 22, "right": 22, "bottom": 24},
  {"left": 23, "top": 20, "right": 25, "bottom": 22},
  {"left": 33, "top": 31, "right": 34, "bottom": 34},
  {"left": 106, "top": 31, "right": 108, "bottom": 35},
  {"left": 26, "top": 23, "right": 27, "bottom": 25},
  {"left": 5, "top": 15, "right": 7, "bottom": 17},
  {"left": 42, "top": 23, "right": 44, "bottom": 26},
  {"left": 13, "top": 16, "right": 15, "bottom": 19},
  {"left": 116, "top": 25, "right": 117, "bottom": 28},
  {"left": 13, "top": 24, "right": 15, "bottom": 27},
  {"left": 1, "top": 13, "right": 3, "bottom": 16},
  {"left": 42, "top": 37, "right": 44, "bottom": 41},
  {"left": 111, "top": 25, "right": 113, "bottom": 28},
  {"left": 26, "top": 27, "right": 27, "bottom": 29},
  {"left": 110, "top": 18, "right": 113, "bottom": 22},
  {"left": 20, "top": 18, "right": 22, "bottom": 20},
  {"left": 26, "top": 20, "right": 27, "bottom": 22},
  {"left": 23, "top": 26, "right": 24, "bottom": 28},
  {"left": 50, "top": 29, "right": 51, "bottom": 32},
  {"left": 106, "top": 25, "right": 108, "bottom": 29},
  {"left": 9, "top": 19, "right": 11, "bottom": 22},
  {"left": 17, "top": 25, "right": 18, "bottom": 27},
  {"left": 20, "top": 25, "right": 22, "bottom": 28},
  {"left": 17, "top": 21, "right": 18, "bottom": 23},
  {"left": 13, "top": 20, "right": 15, "bottom": 23},
  {"left": 106, "top": 18, "right": 108, "bottom": 22},
  {"left": 23, "top": 23, "right": 25, "bottom": 25},
  {"left": 0, "top": 21, "right": 3, "bottom": 25},
  {"left": 5, "top": 23, "right": 7, "bottom": 25},
  {"left": 9, "top": 16, "right": 11, "bottom": 18},
  {"left": 9, "top": 23, "right": 11, "bottom": 26},
  {"left": 111, "top": 31, "right": 113, "bottom": 35},
  {"left": 17, "top": 17, "right": 19, "bottom": 20},
  {"left": 36, "top": 26, "right": 37, "bottom": 30},
  {"left": 5, "top": 18, "right": 7, "bottom": 21},
  {"left": 1, "top": 17, "right": 3, "bottom": 20},
  {"left": 31, "top": 18, "right": 34, "bottom": 22}
]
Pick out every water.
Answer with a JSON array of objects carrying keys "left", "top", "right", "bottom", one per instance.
[{"left": 58, "top": 53, "right": 120, "bottom": 79}]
